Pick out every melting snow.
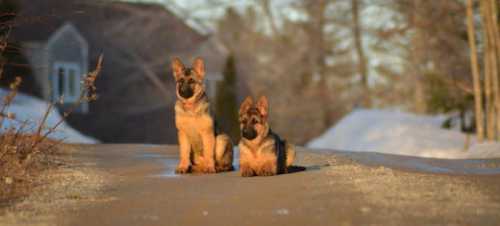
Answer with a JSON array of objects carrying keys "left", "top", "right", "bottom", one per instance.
[
  {"left": 307, "top": 109, "right": 500, "bottom": 159},
  {"left": 0, "top": 89, "right": 98, "bottom": 144}
]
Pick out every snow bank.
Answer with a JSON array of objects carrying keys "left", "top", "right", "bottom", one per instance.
[
  {"left": 467, "top": 142, "right": 500, "bottom": 159},
  {"left": 307, "top": 109, "right": 500, "bottom": 159},
  {"left": 0, "top": 89, "right": 98, "bottom": 144}
]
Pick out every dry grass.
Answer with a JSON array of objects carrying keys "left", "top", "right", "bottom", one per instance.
[{"left": 0, "top": 53, "right": 103, "bottom": 203}]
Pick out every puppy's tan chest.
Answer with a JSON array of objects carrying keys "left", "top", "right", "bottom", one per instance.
[
  {"left": 176, "top": 115, "right": 199, "bottom": 131},
  {"left": 174, "top": 100, "right": 212, "bottom": 132}
]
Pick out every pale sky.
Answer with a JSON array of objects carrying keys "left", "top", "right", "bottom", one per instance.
[{"left": 122, "top": 0, "right": 300, "bottom": 34}]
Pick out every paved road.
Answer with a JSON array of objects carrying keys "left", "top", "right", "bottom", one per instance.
[{"left": 56, "top": 144, "right": 500, "bottom": 226}]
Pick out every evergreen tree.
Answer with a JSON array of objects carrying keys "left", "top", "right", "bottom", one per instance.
[
  {"left": 0, "top": 0, "right": 18, "bottom": 34},
  {"left": 215, "top": 55, "right": 239, "bottom": 141}
]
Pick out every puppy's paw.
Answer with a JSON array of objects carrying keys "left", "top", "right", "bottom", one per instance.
[
  {"left": 241, "top": 170, "right": 254, "bottom": 177},
  {"left": 259, "top": 170, "right": 277, "bottom": 176},
  {"left": 200, "top": 159, "right": 216, "bottom": 174},
  {"left": 192, "top": 163, "right": 216, "bottom": 174},
  {"left": 191, "top": 164, "right": 203, "bottom": 173},
  {"left": 215, "top": 165, "right": 233, "bottom": 173},
  {"left": 240, "top": 165, "right": 254, "bottom": 177},
  {"left": 202, "top": 165, "right": 216, "bottom": 174},
  {"left": 175, "top": 164, "right": 190, "bottom": 174},
  {"left": 257, "top": 162, "right": 277, "bottom": 176}
]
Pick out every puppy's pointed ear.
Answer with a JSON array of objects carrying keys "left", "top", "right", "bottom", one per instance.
[
  {"left": 192, "top": 57, "right": 205, "bottom": 80},
  {"left": 239, "top": 96, "right": 254, "bottom": 116},
  {"left": 171, "top": 57, "right": 184, "bottom": 80},
  {"left": 256, "top": 96, "right": 269, "bottom": 119}
]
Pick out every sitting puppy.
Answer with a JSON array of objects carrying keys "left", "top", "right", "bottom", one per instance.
[
  {"left": 238, "top": 96, "right": 295, "bottom": 176},
  {"left": 172, "top": 57, "right": 233, "bottom": 174}
]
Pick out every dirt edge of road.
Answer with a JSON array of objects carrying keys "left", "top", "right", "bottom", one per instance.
[{"left": 0, "top": 145, "right": 112, "bottom": 226}]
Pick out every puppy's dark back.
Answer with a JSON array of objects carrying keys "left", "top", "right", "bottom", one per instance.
[{"left": 269, "top": 130, "right": 287, "bottom": 174}]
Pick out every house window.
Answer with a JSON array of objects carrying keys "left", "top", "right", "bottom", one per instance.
[{"left": 52, "top": 62, "right": 81, "bottom": 103}]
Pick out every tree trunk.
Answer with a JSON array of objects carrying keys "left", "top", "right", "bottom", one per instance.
[
  {"left": 481, "top": 0, "right": 496, "bottom": 141},
  {"left": 351, "top": 0, "right": 370, "bottom": 107},
  {"left": 259, "top": 0, "right": 279, "bottom": 36},
  {"left": 466, "top": 0, "right": 484, "bottom": 142},
  {"left": 309, "top": 0, "right": 330, "bottom": 128},
  {"left": 414, "top": 78, "right": 426, "bottom": 113},
  {"left": 410, "top": 0, "right": 427, "bottom": 114},
  {"left": 487, "top": 0, "right": 500, "bottom": 140}
]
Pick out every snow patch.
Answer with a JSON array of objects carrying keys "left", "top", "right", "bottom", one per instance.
[
  {"left": 307, "top": 109, "right": 500, "bottom": 159},
  {"left": 467, "top": 142, "right": 500, "bottom": 159},
  {"left": 0, "top": 89, "right": 98, "bottom": 144}
]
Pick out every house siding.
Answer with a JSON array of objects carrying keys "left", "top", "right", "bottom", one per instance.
[
  {"left": 46, "top": 23, "right": 89, "bottom": 111},
  {"left": 22, "top": 42, "right": 50, "bottom": 99}
]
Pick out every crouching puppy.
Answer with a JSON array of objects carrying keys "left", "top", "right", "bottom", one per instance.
[
  {"left": 238, "top": 96, "right": 295, "bottom": 177},
  {"left": 172, "top": 57, "right": 233, "bottom": 174}
]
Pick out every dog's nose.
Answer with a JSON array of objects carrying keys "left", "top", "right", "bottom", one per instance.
[
  {"left": 179, "top": 85, "right": 194, "bottom": 98},
  {"left": 242, "top": 127, "right": 257, "bottom": 140}
]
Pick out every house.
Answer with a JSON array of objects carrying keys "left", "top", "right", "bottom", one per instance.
[
  {"left": 9, "top": 0, "right": 232, "bottom": 143},
  {"left": 22, "top": 22, "right": 89, "bottom": 112}
]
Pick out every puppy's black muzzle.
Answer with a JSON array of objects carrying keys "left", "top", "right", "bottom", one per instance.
[
  {"left": 242, "top": 127, "right": 257, "bottom": 140},
  {"left": 178, "top": 84, "right": 194, "bottom": 98}
]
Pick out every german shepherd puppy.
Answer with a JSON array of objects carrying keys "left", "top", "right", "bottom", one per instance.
[
  {"left": 172, "top": 57, "right": 233, "bottom": 174},
  {"left": 238, "top": 96, "right": 295, "bottom": 176}
]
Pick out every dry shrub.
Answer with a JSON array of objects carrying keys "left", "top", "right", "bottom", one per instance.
[{"left": 0, "top": 55, "right": 103, "bottom": 202}]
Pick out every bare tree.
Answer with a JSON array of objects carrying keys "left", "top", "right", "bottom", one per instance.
[
  {"left": 481, "top": 0, "right": 494, "bottom": 140},
  {"left": 490, "top": 0, "right": 500, "bottom": 139},
  {"left": 479, "top": 0, "right": 500, "bottom": 141},
  {"left": 409, "top": 0, "right": 427, "bottom": 114},
  {"left": 351, "top": 0, "right": 370, "bottom": 107},
  {"left": 258, "top": 0, "right": 280, "bottom": 36},
  {"left": 466, "top": 0, "right": 484, "bottom": 142},
  {"left": 301, "top": 0, "right": 332, "bottom": 127}
]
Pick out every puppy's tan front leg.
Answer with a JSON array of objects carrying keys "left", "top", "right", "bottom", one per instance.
[
  {"left": 175, "top": 131, "right": 191, "bottom": 174},
  {"left": 200, "top": 130, "right": 216, "bottom": 173},
  {"left": 239, "top": 148, "right": 254, "bottom": 177}
]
